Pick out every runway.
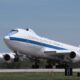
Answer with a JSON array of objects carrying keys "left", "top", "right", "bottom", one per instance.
[
  {"left": 0, "top": 69, "right": 80, "bottom": 72},
  {"left": 0, "top": 69, "right": 64, "bottom": 72}
]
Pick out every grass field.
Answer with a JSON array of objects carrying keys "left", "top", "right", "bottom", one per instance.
[{"left": 0, "top": 72, "right": 80, "bottom": 80}]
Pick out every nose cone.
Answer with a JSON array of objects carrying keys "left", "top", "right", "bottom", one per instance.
[{"left": 3, "top": 35, "right": 13, "bottom": 50}]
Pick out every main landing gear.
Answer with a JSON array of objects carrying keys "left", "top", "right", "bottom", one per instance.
[
  {"left": 31, "top": 59, "right": 53, "bottom": 69},
  {"left": 32, "top": 58, "right": 53, "bottom": 69},
  {"left": 31, "top": 58, "right": 54, "bottom": 69},
  {"left": 14, "top": 54, "right": 19, "bottom": 62},
  {"left": 32, "top": 58, "right": 40, "bottom": 68}
]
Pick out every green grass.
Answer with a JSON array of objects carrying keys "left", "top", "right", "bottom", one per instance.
[{"left": 0, "top": 72, "right": 79, "bottom": 80}]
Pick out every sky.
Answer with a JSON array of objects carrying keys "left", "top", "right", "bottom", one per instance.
[{"left": 0, "top": 0, "right": 80, "bottom": 52}]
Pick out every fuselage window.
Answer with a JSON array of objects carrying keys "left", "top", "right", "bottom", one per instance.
[{"left": 8, "top": 30, "right": 18, "bottom": 36}]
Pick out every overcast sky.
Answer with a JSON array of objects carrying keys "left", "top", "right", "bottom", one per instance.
[{"left": 0, "top": 0, "right": 80, "bottom": 52}]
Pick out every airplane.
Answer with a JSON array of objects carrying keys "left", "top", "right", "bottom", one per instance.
[{"left": 2, "top": 28, "right": 80, "bottom": 68}]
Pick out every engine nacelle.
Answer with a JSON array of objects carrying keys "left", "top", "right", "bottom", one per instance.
[
  {"left": 3, "top": 54, "right": 19, "bottom": 62},
  {"left": 69, "top": 52, "right": 76, "bottom": 59},
  {"left": 4, "top": 54, "right": 10, "bottom": 61}
]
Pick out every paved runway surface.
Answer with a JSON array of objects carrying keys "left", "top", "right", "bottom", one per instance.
[{"left": 0, "top": 69, "right": 80, "bottom": 72}]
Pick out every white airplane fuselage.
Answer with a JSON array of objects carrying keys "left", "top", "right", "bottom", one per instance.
[{"left": 4, "top": 28, "right": 80, "bottom": 62}]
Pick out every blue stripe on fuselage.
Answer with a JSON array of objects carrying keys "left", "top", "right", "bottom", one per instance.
[{"left": 10, "top": 37, "right": 67, "bottom": 50}]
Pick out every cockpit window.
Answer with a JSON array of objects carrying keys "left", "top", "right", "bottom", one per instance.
[
  {"left": 26, "top": 28, "right": 29, "bottom": 31},
  {"left": 8, "top": 30, "right": 18, "bottom": 36}
]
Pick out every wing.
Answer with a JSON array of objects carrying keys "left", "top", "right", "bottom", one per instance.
[
  {"left": 44, "top": 48, "right": 71, "bottom": 56},
  {"left": 44, "top": 48, "right": 75, "bottom": 61}
]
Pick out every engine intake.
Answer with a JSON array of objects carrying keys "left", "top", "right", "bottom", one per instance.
[
  {"left": 4, "top": 54, "right": 10, "bottom": 61},
  {"left": 69, "top": 52, "right": 76, "bottom": 59}
]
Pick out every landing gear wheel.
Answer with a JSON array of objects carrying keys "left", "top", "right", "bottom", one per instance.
[
  {"left": 32, "top": 65, "right": 39, "bottom": 69},
  {"left": 45, "top": 64, "right": 53, "bottom": 68},
  {"left": 14, "top": 56, "right": 19, "bottom": 62},
  {"left": 31, "top": 58, "right": 40, "bottom": 69},
  {"left": 14, "top": 52, "right": 19, "bottom": 62}
]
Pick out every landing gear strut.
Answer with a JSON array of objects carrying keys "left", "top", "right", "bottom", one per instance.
[
  {"left": 14, "top": 54, "right": 19, "bottom": 62},
  {"left": 14, "top": 51, "right": 19, "bottom": 62}
]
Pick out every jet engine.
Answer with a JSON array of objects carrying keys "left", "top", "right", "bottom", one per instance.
[
  {"left": 3, "top": 53, "right": 19, "bottom": 62},
  {"left": 69, "top": 52, "right": 76, "bottom": 59}
]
